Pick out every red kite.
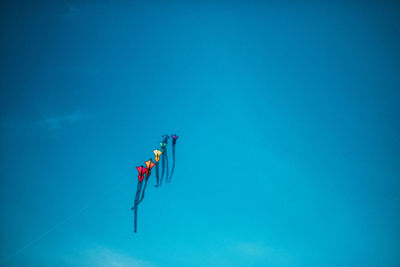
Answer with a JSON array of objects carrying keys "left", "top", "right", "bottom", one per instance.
[
  {"left": 132, "top": 165, "right": 148, "bottom": 233},
  {"left": 140, "top": 159, "right": 155, "bottom": 202}
]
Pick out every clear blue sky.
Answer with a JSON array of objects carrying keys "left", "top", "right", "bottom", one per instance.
[{"left": 1, "top": 1, "right": 399, "bottom": 266}]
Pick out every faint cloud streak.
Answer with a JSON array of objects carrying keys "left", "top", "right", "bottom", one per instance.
[
  {"left": 84, "top": 246, "right": 155, "bottom": 267},
  {"left": 231, "top": 242, "right": 291, "bottom": 266},
  {"left": 40, "top": 112, "right": 83, "bottom": 130}
]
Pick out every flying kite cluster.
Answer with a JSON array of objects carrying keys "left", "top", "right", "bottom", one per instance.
[{"left": 131, "top": 134, "right": 179, "bottom": 233}]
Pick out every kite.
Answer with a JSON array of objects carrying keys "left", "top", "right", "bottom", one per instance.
[
  {"left": 131, "top": 133, "right": 179, "bottom": 233},
  {"left": 131, "top": 165, "right": 147, "bottom": 233},
  {"left": 167, "top": 134, "right": 179, "bottom": 183},
  {"left": 141, "top": 159, "right": 155, "bottom": 201},
  {"left": 153, "top": 149, "right": 162, "bottom": 187}
]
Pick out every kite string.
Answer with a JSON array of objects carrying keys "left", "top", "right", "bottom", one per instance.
[{"left": 0, "top": 177, "right": 130, "bottom": 266}]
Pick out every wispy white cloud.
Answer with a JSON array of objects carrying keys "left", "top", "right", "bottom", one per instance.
[
  {"left": 234, "top": 242, "right": 268, "bottom": 258},
  {"left": 34, "top": 110, "right": 97, "bottom": 131},
  {"left": 0, "top": 111, "right": 89, "bottom": 133},
  {"left": 39, "top": 112, "right": 83, "bottom": 130},
  {"left": 231, "top": 242, "right": 291, "bottom": 266},
  {"left": 82, "top": 245, "right": 155, "bottom": 267}
]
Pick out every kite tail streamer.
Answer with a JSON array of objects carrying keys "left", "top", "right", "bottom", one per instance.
[
  {"left": 165, "top": 148, "right": 169, "bottom": 183},
  {"left": 134, "top": 206, "right": 139, "bottom": 233},
  {"left": 160, "top": 153, "right": 166, "bottom": 186},
  {"left": 131, "top": 181, "right": 142, "bottom": 209},
  {"left": 155, "top": 162, "right": 160, "bottom": 187},
  {"left": 140, "top": 178, "right": 149, "bottom": 202},
  {"left": 131, "top": 182, "right": 140, "bottom": 210},
  {"left": 169, "top": 145, "right": 176, "bottom": 183},
  {"left": 168, "top": 135, "right": 178, "bottom": 183},
  {"left": 132, "top": 181, "right": 143, "bottom": 233}
]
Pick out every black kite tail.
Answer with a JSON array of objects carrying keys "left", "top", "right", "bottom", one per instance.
[
  {"left": 155, "top": 162, "right": 160, "bottom": 187},
  {"left": 165, "top": 148, "right": 169, "bottom": 183},
  {"left": 160, "top": 153, "right": 166, "bottom": 186},
  {"left": 134, "top": 206, "right": 138, "bottom": 233},
  {"left": 169, "top": 145, "right": 176, "bottom": 183},
  {"left": 140, "top": 178, "right": 149, "bottom": 202}
]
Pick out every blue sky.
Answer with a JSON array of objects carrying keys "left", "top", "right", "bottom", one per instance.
[{"left": 1, "top": 1, "right": 399, "bottom": 266}]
